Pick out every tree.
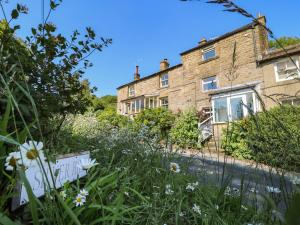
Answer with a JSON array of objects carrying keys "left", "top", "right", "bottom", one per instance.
[
  {"left": 269, "top": 36, "right": 300, "bottom": 49},
  {"left": 0, "top": 1, "right": 112, "bottom": 133},
  {"left": 92, "top": 95, "right": 117, "bottom": 111},
  {"left": 134, "top": 108, "right": 175, "bottom": 139},
  {"left": 170, "top": 108, "right": 201, "bottom": 149}
]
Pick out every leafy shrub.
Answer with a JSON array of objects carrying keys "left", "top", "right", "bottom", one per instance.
[
  {"left": 222, "top": 119, "right": 254, "bottom": 160},
  {"left": 170, "top": 108, "right": 201, "bottom": 149},
  {"left": 134, "top": 108, "right": 175, "bottom": 139},
  {"left": 97, "top": 107, "right": 128, "bottom": 128},
  {"left": 223, "top": 105, "right": 300, "bottom": 172}
]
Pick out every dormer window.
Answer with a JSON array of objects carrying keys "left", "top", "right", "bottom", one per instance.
[
  {"left": 128, "top": 85, "right": 135, "bottom": 96},
  {"left": 202, "top": 46, "right": 216, "bottom": 61},
  {"left": 160, "top": 74, "right": 169, "bottom": 87},
  {"left": 274, "top": 58, "right": 300, "bottom": 81}
]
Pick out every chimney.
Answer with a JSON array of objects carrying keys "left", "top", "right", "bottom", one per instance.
[
  {"left": 134, "top": 65, "right": 140, "bottom": 81},
  {"left": 256, "top": 13, "right": 269, "bottom": 55},
  {"left": 198, "top": 38, "right": 207, "bottom": 45},
  {"left": 160, "top": 59, "right": 169, "bottom": 71}
]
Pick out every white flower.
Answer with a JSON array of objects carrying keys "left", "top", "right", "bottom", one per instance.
[
  {"left": 77, "top": 158, "right": 99, "bottom": 170},
  {"left": 80, "top": 189, "right": 89, "bottom": 197},
  {"left": 124, "top": 191, "right": 129, "bottom": 197},
  {"left": 266, "top": 186, "right": 281, "bottom": 194},
  {"left": 241, "top": 205, "right": 248, "bottom": 211},
  {"left": 74, "top": 194, "right": 86, "bottom": 207},
  {"left": 170, "top": 162, "right": 180, "bottom": 173},
  {"left": 232, "top": 187, "right": 240, "bottom": 195},
  {"left": 60, "top": 190, "right": 67, "bottom": 199},
  {"left": 224, "top": 187, "right": 231, "bottom": 196},
  {"left": 179, "top": 211, "right": 185, "bottom": 217},
  {"left": 290, "top": 176, "right": 300, "bottom": 185},
  {"left": 192, "top": 203, "right": 201, "bottom": 215},
  {"left": 165, "top": 184, "right": 174, "bottom": 195},
  {"left": 186, "top": 181, "right": 199, "bottom": 191},
  {"left": 249, "top": 187, "right": 259, "bottom": 193},
  {"left": 5, "top": 151, "right": 21, "bottom": 171},
  {"left": 215, "top": 204, "right": 219, "bottom": 210},
  {"left": 19, "top": 141, "right": 46, "bottom": 168}
]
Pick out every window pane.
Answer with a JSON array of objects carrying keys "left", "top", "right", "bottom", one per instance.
[
  {"left": 246, "top": 93, "right": 254, "bottom": 113},
  {"left": 230, "top": 97, "right": 244, "bottom": 120},
  {"left": 203, "top": 48, "right": 216, "bottom": 60},
  {"left": 161, "top": 74, "right": 169, "bottom": 87},
  {"left": 214, "top": 97, "right": 228, "bottom": 122},
  {"left": 203, "top": 76, "right": 217, "bottom": 91},
  {"left": 293, "top": 98, "right": 300, "bottom": 105},
  {"left": 203, "top": 82, "right": 217, "bottom": 91}
]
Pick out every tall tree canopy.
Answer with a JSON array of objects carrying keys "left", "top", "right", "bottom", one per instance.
[
  {"left": 269, "top": 36, "right": 300, "bottom": 49},
  {"left": 0, "top": 1, "right": 111, "bottom": 133}
]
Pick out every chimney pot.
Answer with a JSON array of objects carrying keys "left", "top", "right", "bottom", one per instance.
[
  {"left": 198, "top": 38, "right": 207, "bottom": 45},
  {"left": 134, "top": 65, "right": 140, "bottom": 81},
  {"left": 160, "top": 58, "right": 169, "bottom": 71}
]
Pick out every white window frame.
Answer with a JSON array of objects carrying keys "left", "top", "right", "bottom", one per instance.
[
  {"left": 160, "top": 74, "right": 169, "bottom": 88},
  {"left": 274, "top": 57, "right": 300, "bottom": 82},
  {"left": 202, "top": 45, "right": 216, "bottom": 61},
  {"left": 145, "top": 97, "right": 158, "bottom": 109},
  {"left": 160, "top": 97, "right": 169, "bottom": 109},
  {"left": 202, "top": 76, "right": 217, "bottom": 92},
  {"left": 128, "top": 85, "right": 135, "bottom": 97},
  {"left": 281, "top": 98, "right": 300, "bottom": 106},
  {"left": 212, "top": 89, "right": 260, "bottom": 124}
]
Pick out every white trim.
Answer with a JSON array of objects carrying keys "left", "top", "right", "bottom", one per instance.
[
  {"left": 160, "top": 73, "right": 169, "bottom": 88},
  {"left": 202, "top": 45, "right": 216, "bottom": 61},
  {"left": 160, "top": 97, "right": 169, "bottom": 108},
  {"left": 202, "top": 76, "right": 218, "bottom": 92},
  {"left": 212, "top": 89, "right": 259, "bottom": 123},
  {"left": 128, "top": 85, "right": 135, "bottom": 97},
  {"left": 274, "top": 57, "right": 300, "bottom": 82}
]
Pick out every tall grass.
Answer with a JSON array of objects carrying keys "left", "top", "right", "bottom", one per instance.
[{"left": 0, "top": 1, "right": 299, "bottom": 225}]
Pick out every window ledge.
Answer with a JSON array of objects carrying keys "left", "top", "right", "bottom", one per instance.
[
  {"left": 202, "top": 89, "right": 218, "bottom": 93},
  {"left": 212, "top": 121, "right": 229, "bottom": 125},
  {"left": 159, "top": 86, "right": 169, "bottom": 90},
  {"left": 198, "top": 56, "right": 219, "bottom": 65}
]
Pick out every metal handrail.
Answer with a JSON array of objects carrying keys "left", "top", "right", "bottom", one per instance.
[{"left": 199, "top": 116, "right": 213, "bottom": 126}]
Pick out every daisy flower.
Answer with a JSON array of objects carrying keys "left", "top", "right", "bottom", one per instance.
[
  {"left": 19, "top": 141, "right": 46, "bottom": 168},
  {"left": 77, "top": 158, "right": 99, "bottom": 170},
  {"left": 266, "top": 186, "right": 281, "bottom": 194},
  {"left": 80, "top": 188, "right": 89, "bottom": 197},
  {"left": 186, "top": 181, "right": 199, "bottom": 191},
  {"left": 170, "top": 162, "right": 180, "bottom": 173},
  {"left": 165, "top": 184, "right": 174, "bottom": 195},
  {"left": 192, "top": 203, "right": 201, "bottom": 215},
  {"left": 74, "top": 194, "right": 86, "bottom": 207},
  {"left": 5, "top": 151, "right": 21, "bottom": 171}
]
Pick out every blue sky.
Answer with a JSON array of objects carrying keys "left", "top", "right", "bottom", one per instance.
[{"left": 2, "top": 0, "right": 300, "bottom": 96}]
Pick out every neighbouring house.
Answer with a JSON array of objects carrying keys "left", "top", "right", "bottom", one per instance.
[{"left": 116, "top": 15, "right": 300, "bottom": 142}]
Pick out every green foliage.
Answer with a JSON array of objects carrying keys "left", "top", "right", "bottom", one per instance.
[
  {"left": 0, "top": 1, "right": 112, "bottom": 134},
  {"left": 92, "top": 95, "right": 117, "bottom": 111},
  {"left": 170, "top": 108, "right": 201, "bottom": 149},
  {"left": 221, "top": 119, "right": 253, "bottom": 160},
  {"left": 222, "top": 105, "right": 300, "bottom": 172},
  {"left": 97, "top": 108, "right": 128, "bottom": 128},
  {"left": 269, "top": 36, "right": 300, "bottom": 49},
  {"left": 134, "top": 108, "right": 175, "bottom": 139}
]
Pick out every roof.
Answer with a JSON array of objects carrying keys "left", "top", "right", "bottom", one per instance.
[
  {"left": 180, "top": 21, "right": 258, "bottom": 56},
  {"left": 117, "top": 63, "right": 182, "bottom": 90},
  {"left": 258, "top": 43, "right": 300, "bottom": 64}
]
